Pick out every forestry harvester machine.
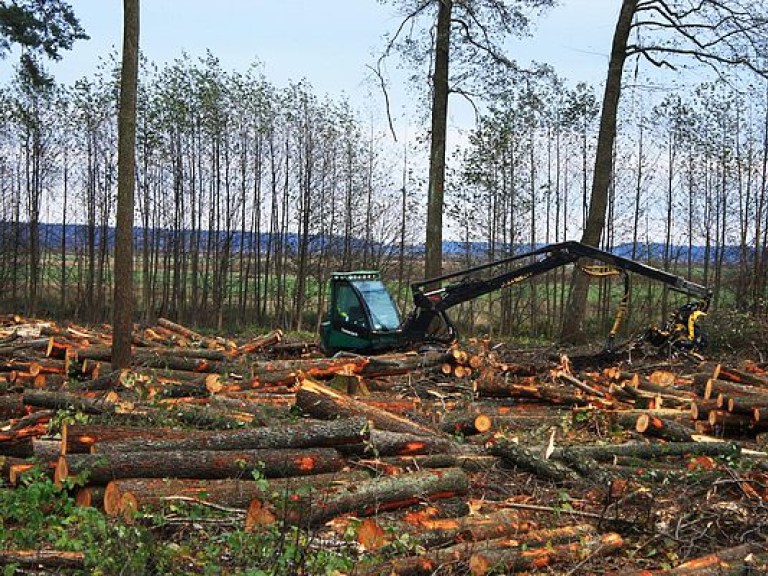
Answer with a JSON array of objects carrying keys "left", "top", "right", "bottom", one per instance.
[{"left": 319, "top": 241, "right": 712, "bottom": 356}]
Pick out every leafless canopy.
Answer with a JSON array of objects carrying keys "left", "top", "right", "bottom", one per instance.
[
  {"left": 629, "top": 0, "right": 768, "bottom": 78},
  {"left": 373, "top": 0, "right": 556, "bottom": 137}
]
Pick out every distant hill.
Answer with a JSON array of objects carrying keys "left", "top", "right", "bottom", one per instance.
[{"left": 13, "top": 223, "right": 746, "bottom": 265}]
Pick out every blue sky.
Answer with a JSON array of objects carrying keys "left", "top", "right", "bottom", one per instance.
[{"left": 24, "top": 0, "right": 620, "bottom": 128}]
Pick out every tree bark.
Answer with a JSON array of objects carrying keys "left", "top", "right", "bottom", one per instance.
[
  {"left": 62, "top": 423, "right": 208, "bottom": 454},
  {"left": 0, "top": 394, "right": 25, "bottom": 418},
  {"left": 104, "top": 470, "right": 371, "bottom": 515},
  {"left": 469, "top": 532, "right": 623, "bottom": 575},
  {"left": 295, "top": 376, "right": 442, "bottom": 437},
  {"left": 552, "top": 441, "right": 740, "bottom": 462},
  {"left": 424, "top": 0, "right": 452, "bottom": 283},
  {"left": 635, "top": 414, "right": 695, "bottom": 442},
  {"left": 338, "top": 428, "right": 457, "bottom": 457},
  {"left": 0, "top": 550, "right": 85, "bottom": 570},
  {"left": 236, "top": 329, "right": 283, "bottom": 355},
  {"left": 56, "top": 447, "right": 346, "bottom": 484},
  {"left": 112, "top": 0, "right": 140, "bottom": 369},
  {"left": 91, "top": 417, "right": 369, "bottom": 453},
  {"left": 23, "top": 389, "right": 117, "bottom": 415},
  {"left": 561, "top": 0, "right": 637, "bottom": 344},
  {"left": 259, "top": 467, "right": 469, "bottom": 527},
  {"left": 489, "top": 439, "right": 579, "bottom": 482},
  {"left": 619, "top": 543, "right": 756, "bottom": 575}
]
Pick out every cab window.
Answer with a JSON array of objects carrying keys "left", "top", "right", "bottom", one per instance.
[
  {"left": 334, "top": 283, "right": 369, "bottom": 329},
  {"left": 351, "top": 280, "right": 401, "bottom": 331}
]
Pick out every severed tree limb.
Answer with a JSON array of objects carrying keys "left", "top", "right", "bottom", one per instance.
[
  {"left": 489, "top": 439, "right": 579, "bottom": 482},
  {"left": 551, "top": 440, "right": 741, "bottom": 462},
  {"left": 0, "top": 550, "right": 85, "bottom": 569}
]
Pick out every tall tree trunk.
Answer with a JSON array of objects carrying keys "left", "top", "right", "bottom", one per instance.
[
  {"left": 753, "top": 82, "right": 768, "bottom": 314},
  {"left": 662, "top": 132, "right": 674, "bottom": 320},
  {"left": 424, "top": 0, "right": 452, "bottom": 284},
  {"left": 561, "top": 0, "right": 636, "bottom": 344},
  {"left": 294, "top": 116, "right": 312, "bottom": 332},
  {"left": 112, "top": 0, "right": 139, "bottom": 370},
  {"left": 60, "top": 153, "right": 68, "bottom": 312}
]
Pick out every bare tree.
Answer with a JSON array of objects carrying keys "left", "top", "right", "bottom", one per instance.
[
  {"left": 378, "top": 0, "right": 555, "bottom": 283},
  {"left": 562, "top": 0, "right": 768, "bottom": 344}
]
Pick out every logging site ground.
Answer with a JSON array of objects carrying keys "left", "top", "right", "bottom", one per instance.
[{"left": 1, "top": 314, "right": 768, "bottom": 575}]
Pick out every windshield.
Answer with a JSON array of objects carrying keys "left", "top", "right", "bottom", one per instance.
[{"left": 352, "top": 280, "right": 401, "bottom": 331}]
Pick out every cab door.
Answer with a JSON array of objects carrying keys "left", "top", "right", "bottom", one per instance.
[{"left": 331, "top": 281, "right": 371, "bottom": 337}]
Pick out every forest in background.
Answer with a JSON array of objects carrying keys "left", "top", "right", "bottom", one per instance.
[{"left": 1, "top": 48, "right": 767, "bottom": 342}]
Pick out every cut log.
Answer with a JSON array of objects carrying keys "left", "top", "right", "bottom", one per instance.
[
  {"left": 0, "top": 360, "right": 41, "bottom": 376},
  {"left": 269, "top": 340, "right": 315, "bottom": 357},
  {"left": 0, "top": 550, "right": 85, "bottom": 569},
  {"left": 66, "top": 369, "right": 128, "bottom": 392},
  {"left": 489, "top": 439, "right": 578, "bottom": 482},
  {"left": 136, "top": 347, "right": 228, "bottom": 361},
  {"left": 448, "top": 507, "right": 536, "bottom": 540},
  {"left": 554, "top": 370, "right": 606, "bottom": 397},
  {"left": 103, "top": 470, "right": 372, "bottom": 516},
  {"left": 389, "top": 507, "right": 535, "bottom": 548},
  {"left": 620, "top": 384, "right": 688, "bottom": 409},
  {"left": 61, "top": 423, "right": 209, "bottom": 454},
  {"left": 141, "top": 403, "right": 256, "bottom": 428},
  {"left": 754, "top": 407, "right": 768, "bottom": 422},
  {"left": 444, "top": 522, "right": 598, "bottom": 562},
  {"left": 56, "top": 447, "right": 345, "bottom": 485},
  {"left": 699, "top": 362, "right": 768, "bottom": 388},
  {"left": 691, "top": 400, "right": 718, "bottom": 421},
  {"left": 143, "top": 374, "right": 223, "bottom": 399},
  {"left": 473, "top": 371, "right": 591, "bottom": 406},
  {"left": 22, "top": 389, "right": 117, "bottom": 415},
  {"left": 727, "top": 397, "right": 768, "bottom": 416},
  {"left": 551, "top": 441, "right": 740, "bottom": 462},
  {"left": 236, "top": 329, "right": 283, "bottom": 355},
  {"left": 0, "top": 337, "right": 54, "bottom": 357},
  {"left": 620, "top": 543, "right": 756, "bottom": 575},
  {"left": 469, "top": 532, "right": 623, "bottom": 575},
  {"left": 1, "top": 431, "right": 36, "bottom": 458},
  {"left": 708, "top": 410, "right": 760, "bottom": 433},
  {"left": 704, "top": 378, "right": 768, "bottom": 400},
  {"left": 0, "top": 420, "right": 48, "bottom": 457},
  {"left": 0, "top": 394, "right": 24, "bottom": 418},
  {"left": 359, "top": 351, "right": 454, "bottom": 378},
  {"left": 157, "top": 317, "right": 207, "bottom": 344},
  {"left": 635, "top": 414, "right": 694, "bottom": 442},
  {"left": 555, "top": 449, "right": 614, "bottom": 485},
  {"left": 91, "top": 417, "right": 369, "bottom": 453},
  {"left": 338, "top": 429, "right": 457, "bottom": 457},
  {"left": 251, "top": 467, "right": 469, "bottom": 527},
  {"left": 361, "top": 523, "right": 594, "bottom": 576},
  {"left": 31, "top": 438, "right": 61, "bottom": 462},
  {"left": 9, "top": 371, "right": 46, "bottom": 387},
  {"left": 439, "top": 412, "right": 493, "bottom": 435},
  {"left": 75, "top": 485, "right": 105, "bottom": 508},
  {"left": 295, "top": 376, "right": 441, "bottom": 437},
  {"left": 70, "top": 346, "right": 112, "bottom": 362},
  {"left": 361, "top": 454, "right": 501, "bottom": 475},
  {"left": 133, "top": 354, "right": 227, "bottom": 373},
  {"left": 253, "top": 356, "right": 367, "bottom": 379}
]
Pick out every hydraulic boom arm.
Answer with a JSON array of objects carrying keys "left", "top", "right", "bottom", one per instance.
[{"left": 402, "top": 241, "right": 711, "bottom": 345}]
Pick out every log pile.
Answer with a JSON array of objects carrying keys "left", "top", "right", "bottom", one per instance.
[{"left": 0, "top": 317, "right": 766, "bottom": 574}]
